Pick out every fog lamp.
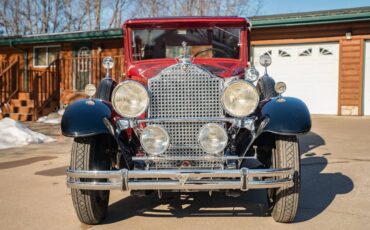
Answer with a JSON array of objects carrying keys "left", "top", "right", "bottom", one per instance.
[
  {"left": 275, "top": 81, "right": 287, "bottom": 94},
  {"left": 140, "top": 125, "right": 170, "bottom": 156},
  {"left": 84, "top": 84, "right": 96, "bottom": 98},
  {"left": 260, "top": 54, "right": 272, "bottom": 67},
  {"left": 198, "top": 123, "right": 228, "bottom": 154}
]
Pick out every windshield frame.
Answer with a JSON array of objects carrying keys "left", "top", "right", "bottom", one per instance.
[{"left": 125, "top": 25, "right": 247, "bottom": 65}]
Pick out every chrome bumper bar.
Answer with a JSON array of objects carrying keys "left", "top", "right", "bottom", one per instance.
[
  {"left": 66, "top": 167, "right": 294, "bottom": 191},
  {"left": 116, "top": 117, "right": 256, "bottom": 130}
]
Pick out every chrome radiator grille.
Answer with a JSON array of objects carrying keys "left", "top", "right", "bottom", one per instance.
[{"left": 148, "top": 64, "right": 224, "bottom": 168}]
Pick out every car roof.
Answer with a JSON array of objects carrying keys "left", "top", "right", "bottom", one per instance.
[{"left": 124, "top": 16, "right": 249, "bottom": 28}]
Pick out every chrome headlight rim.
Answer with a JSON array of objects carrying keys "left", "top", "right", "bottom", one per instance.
[
  {"left": 221, "top": 79, "right": 259, "bottom": 118},
  {"left": 112, "top": 80, "right": 150, "bottom": 118},
  {"left": 140, "top": 124, "right": 170, "bottom": 156},
  {"left": 198, "top": 123, "right": 228, "bottom": 155}
]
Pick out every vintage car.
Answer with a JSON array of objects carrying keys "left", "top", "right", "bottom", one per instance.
[{"left": 62, "top": 17, "right": 311, "bottom": 224}]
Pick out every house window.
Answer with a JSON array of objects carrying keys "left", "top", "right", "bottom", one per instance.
[
  {"left": 278, "top": 49, "right": 291, "bottom": 57},
  {"left": 299, "top": 48, "right": 312, "bottom": 56},
  {"left": 74, "top": 46, "right": 92, "bottom": 90},
  {"left": 319, "top": 48, "right": 333, "bottom": 56},
  {"left": 34, "top": 46, "right": 60, "bottom": 67},
  {"left": 263, "top": 50, "right": 272, "bottom": 56}
]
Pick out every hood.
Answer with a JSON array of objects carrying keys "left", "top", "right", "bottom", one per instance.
[{"left": 127, "top": 60, "right": 245, "bottom": 79}]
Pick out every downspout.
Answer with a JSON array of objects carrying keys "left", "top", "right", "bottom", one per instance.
[{"left": 9, "top": 41, "right": 28, "bottom": 91}]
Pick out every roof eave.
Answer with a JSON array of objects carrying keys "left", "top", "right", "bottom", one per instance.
[
  {"left": 252, "top": 12, "right": 370, "bottom": 28},
  {"left": 0, "top": 30, "right": 123, "bottom": 46}
]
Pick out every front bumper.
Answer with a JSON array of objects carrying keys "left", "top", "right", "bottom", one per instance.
[{"left": 66, "top": 167, "right": 294, "bottom": 191}]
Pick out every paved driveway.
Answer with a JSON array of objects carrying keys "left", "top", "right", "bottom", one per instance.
[{"left": 0, "top": 116, "right": 369, "bottom": 230}]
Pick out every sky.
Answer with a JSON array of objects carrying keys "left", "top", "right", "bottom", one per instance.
[{"left": 259, "top": 0, "right": 370, "bottom": 15}]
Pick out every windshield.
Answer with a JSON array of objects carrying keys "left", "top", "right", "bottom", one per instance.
[{"left": 131, "top": 27, "right": 240, "bottom": 61}]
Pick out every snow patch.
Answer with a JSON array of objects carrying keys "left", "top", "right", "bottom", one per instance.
[
  {"left": 0, "top": 118, "right": 55, "bottom": 150},
  {"left": 36, "top": 110, "right": 64, "bottom": 124},
  {"left": 37, "top": 116, "right": 61, "bottom": 124}
]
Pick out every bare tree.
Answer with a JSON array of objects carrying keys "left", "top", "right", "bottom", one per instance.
[
  {"left": 109, "top": 0, "right": 125, "bottom": 28},
  {"left": 0, "top": 0, "right": 84, "bottom": 35},
  {"left": 86, "top": 0, "right": 92, "bottom": 30},
  {"left": 0, "top": 0, "right": 263, "bottom": 36},
  {"left": 135, "top": 0, "right": 262, "bottom": 18},
  {"left": 93, "top": 0, "right": 101, "bottom": 30},
  {"left": 0, "top": 0, "right": 22, "bottom": 35}
]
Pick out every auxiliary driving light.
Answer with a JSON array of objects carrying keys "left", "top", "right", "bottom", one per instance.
[
  {"left": 259, "top": 54, "right": 272, "bottom": 67},
  {"left": 198, "top": 123, "right": 228, "bottom": 154},
  {"left": 84, "top": 84, "right": 96, "bottom": 98},
  {"left": 140, "top": 125, "right": 170, "bottom": 156},
  {"left": 275, "top": 81, "right": 287, "bottom": 94}
]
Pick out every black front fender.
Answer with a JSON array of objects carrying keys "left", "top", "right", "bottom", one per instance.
[
  {"left": 260, "top": 97, "right": 311, "bottom": 135},
  {"left": 61, "top": 99, "right": 113, "bottom": 137}
]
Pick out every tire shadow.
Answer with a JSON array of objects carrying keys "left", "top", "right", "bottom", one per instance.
[
  {"left": 296, "top": 131, "right": 353, "bottom": 222},
  {"left": 102, "top": 132, "right": 353, "bottom": 224},
  {"left": 297, "top": 156, "right": 353, "bottom": 222},
  {"left": 104, "top": 190, "right": 268, "bottom": 224}
]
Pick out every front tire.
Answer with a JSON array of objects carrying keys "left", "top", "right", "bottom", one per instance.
[
  {"left": 267, "top": 135, "right": 300, "bottom": 223},
  {"left": 70, "top": 136, "right": 111, "bottom": 225}
]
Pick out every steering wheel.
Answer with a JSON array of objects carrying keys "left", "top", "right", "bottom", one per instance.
[{"left": 193, "top": 48, "right": 231, "bottom": 58}]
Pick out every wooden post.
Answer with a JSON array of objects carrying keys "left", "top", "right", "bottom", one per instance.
[
  {"left": 16, "top": 56, "right": 19, "bottom": 92},
  {"left": 33, "top": 75, "right": 38, "bottom": 120}
]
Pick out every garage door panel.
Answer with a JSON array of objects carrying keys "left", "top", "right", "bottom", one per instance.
[
  {"left": 364, "top": 41, "right": 370, "bottom": 115},
  {"left": 253, "top": 43, "right": 339, "bottom": 115}
]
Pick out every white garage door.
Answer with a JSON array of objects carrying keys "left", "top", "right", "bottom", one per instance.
[
  {"left": 364, "top": 41, "right": 370, "bottom": 115},
  {"left": 253, "top": 43, "right": 339, "bottom": 115}
]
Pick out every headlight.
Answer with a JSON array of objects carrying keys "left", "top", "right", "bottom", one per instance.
[
  {"left": 221, "top": 80, "right": 259, "bottom": 117},
  {"left": 112, "top": 81, "right": 149, "bottom": 118},
  {"left": 140, "top": 125, "right": 170, "bottom": 155},
  {"left": 198, "top": 123, "right": 228, "bottom": 154}
]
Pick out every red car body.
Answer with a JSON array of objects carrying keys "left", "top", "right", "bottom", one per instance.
[
  {"left": 122, "top": 17, "right": 250, "bottom": 82},
  {"left": 63, "top": 17, "right": 311, "bottom": 225}
]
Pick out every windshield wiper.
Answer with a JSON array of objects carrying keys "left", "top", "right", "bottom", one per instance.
[{"left": 214, "top": 26, "right": 239, "bottom": 39}]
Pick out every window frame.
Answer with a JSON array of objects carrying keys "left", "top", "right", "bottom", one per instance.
[
  {"left": 33, "top": 45, "right": 61, "bottom": 68},
  {"left": 298, "top": 48, "right": 312, "bottom": 57},
  {"left": 130, "top": 27, "right": 243, "bottom": 62},
  {"left": 319, "top": 47, "right": 333, "bottom": 56},
  {"left": 278, "top": 49, "right": 291, "bottom": 57}
]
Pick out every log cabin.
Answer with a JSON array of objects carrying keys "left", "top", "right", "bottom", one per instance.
[
  {"left": 0, "top": 29, "right": 124, "bottom": 120},
  {"left": 0, "top": 7, "right": 370, "bottom": 121}
]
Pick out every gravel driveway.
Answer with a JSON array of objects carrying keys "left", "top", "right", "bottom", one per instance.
[{"left": 0, "top": 116, "right": 369, "bottom": 230}]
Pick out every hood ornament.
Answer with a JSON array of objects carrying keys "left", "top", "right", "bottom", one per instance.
[
  {"left": 179, "top": 41, "right": 192, "bottom": 71},
  {"left": 181, "top": 41, "right": 188, "bottom": 56}
]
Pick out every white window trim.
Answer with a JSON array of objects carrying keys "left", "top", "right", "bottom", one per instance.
[{"left": 33, "top": 45, "right": 61, "bottom": 68}]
